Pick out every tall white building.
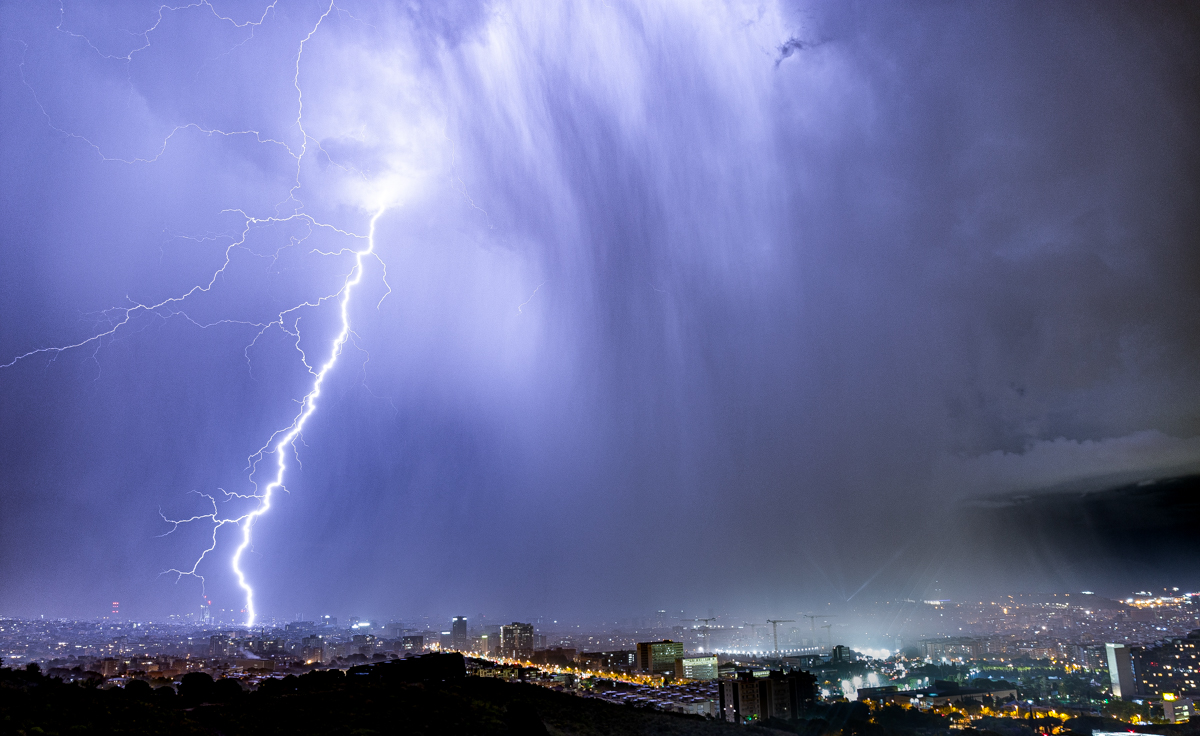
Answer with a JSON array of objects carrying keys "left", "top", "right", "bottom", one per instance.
[{"left": 1106, "top": 642, "right": 1135, "bottom": 698}]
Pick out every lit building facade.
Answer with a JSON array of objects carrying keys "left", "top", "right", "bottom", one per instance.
[
  {"left": 675, "top": 655, "right": 718, "bottom": 680},
  {"left": 500, "top": 622, "right": 534, "bottom": 659},
  {"left": 1131, "top": 630, "right": 1200, "bottom": 698},
  {"left": 576, "top": 650, "right": 636, "bottom": 672},
  {"left": 451, "top": 616, "right": 468, "bottom": 651},
  {"left": 1163, "top": 695, "right": 1194, "bottom": 724},
  {"left": 636, "top": 640, "right": 684, "bottom": 675}
]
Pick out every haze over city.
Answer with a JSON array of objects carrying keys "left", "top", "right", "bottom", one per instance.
[{"left": 1, "top": 0, "right": 1198, "bottom": 635}]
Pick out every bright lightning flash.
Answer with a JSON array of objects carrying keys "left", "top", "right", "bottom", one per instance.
[
  {"left": 227, "top": 208, "right": 385, "bottom": 627},
  {"left": 3, "top": 1, "right": 396, "bottom": 628}
]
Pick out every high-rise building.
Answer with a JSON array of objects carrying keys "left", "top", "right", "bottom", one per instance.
[
  {"left": 1130, "top": 630, "right": 1200, "bottom": 698},
  {"left": 1078, "top": 644, "right": 1107, "bottom": 670},
  {"left": 452, "top": 616, "right": 468, "bottom": 651},
  {"left": 301, "top": 635, "right": 326, "bottom": 664},
  {"left": 500, "top": 622, "right": 535, "bottom": 659},
  {"left": 481, "top": 624, "right": 503, "bottom": 655},
  {"left": 720, "top": 670, "right": 818, "bottom": 723},
  {"left": 1106, "top": 643, "right": 1135, "bottom": 698},
  {"left": 636, "top": 640, "right": 684, "bottom": 675},
  {"left": 209, "top": 633, "right": 239, "bottom": 658},
  {"left": 402, "top": 635, "right": 424, "bottom": 652},
  {"left": 831, "top": 645, "right": 854, "bottom": 663}
]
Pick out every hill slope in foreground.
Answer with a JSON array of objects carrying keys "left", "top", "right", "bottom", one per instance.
[
  {"left": 7, "top": 660, "right": 1200, "bottom": 736},
  {"left": 4, "top": 662, "right": 741, "bottom": 736}
]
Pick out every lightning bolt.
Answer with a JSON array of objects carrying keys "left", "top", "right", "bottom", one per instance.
[
  {"left": 6, "top": 1, "right": 392, "bottom": 627},
  {"left": 228, "top": 207, "right": 384, "bottom": 627}
]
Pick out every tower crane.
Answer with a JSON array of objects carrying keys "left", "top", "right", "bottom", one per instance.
[
  {"left": 685, "top": 617, "right": 717, "bottom": 651},
  {"left": 766, "top": 619, "right": 795, "bottom": 658},
  {"left": 802, "top": 614, "right": 837, "bottom": 648},
  {"left": 742, "top": 622, "right": 764, "bottom": 651}
]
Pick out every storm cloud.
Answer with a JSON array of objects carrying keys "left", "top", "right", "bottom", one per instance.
[{"left": 1, "top": 1, "right": 1198, "bottom": 623}]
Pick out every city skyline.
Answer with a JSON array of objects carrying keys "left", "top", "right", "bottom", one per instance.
[
  {"left": 2, "top": 586, "right": 1198, "bottom": 728},
  {"left": 6, "top": 586, "right": 1198, "bottom": 654},
  {"left": 4, "top": 587, "right": 1198, "bottom": 676}
]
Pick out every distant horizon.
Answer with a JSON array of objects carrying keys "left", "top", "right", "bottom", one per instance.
[{"left": 7, "top": 586, "right": 1198, "bottom": 641}]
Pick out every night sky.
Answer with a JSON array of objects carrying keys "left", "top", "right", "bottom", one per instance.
[{"left": 1, "top": 1, "right": 1198, "bottom": 625}]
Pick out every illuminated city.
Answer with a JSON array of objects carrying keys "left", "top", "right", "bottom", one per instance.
[
  {"left": 2, "top": 0, "right": 1199, "bottom": 734},
  {"left": 2, "top": 591, "right": 1200, "bottom": 728}
]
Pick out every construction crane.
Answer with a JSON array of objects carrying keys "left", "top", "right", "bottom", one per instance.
[
  {"left": 802, "top": 614, "right": 837, "bottom": 648},
  {"left": 742, "top": 622, "right": 764, "bottom": 651},
  {"left": 820, "top": 623, "right": 833, "bottom": 650},
  {"left": 766, "top": 619, "right": 794, "bottom": 658},
  {"left": 685, "top": 617, "right": 717, "bottom": 650}
]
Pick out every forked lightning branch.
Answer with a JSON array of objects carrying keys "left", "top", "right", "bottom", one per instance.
[{"left": 1, "top": 1, "right": 388, "bottom": 627}]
